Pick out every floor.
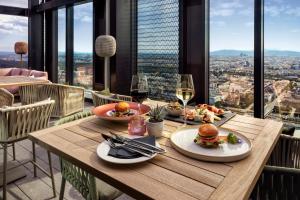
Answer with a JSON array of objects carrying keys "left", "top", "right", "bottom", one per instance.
[{"left": 0, "top": 102, "right": 134, "bottom": 200}]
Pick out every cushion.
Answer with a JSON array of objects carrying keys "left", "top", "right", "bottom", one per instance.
[
  {"left": 10, "top": 68, "right": 22, "bottom": 76},
  {"left": 20, "top": 69, "right": 31, "bottom": 76},
  {"left": 5, "top": 86, "right": 19, "bottom": 94},
  {"left": 0, "top": 68, "right": 12, "bottom": 76},
  {"left": 30, "top": 70, "right": 48, "bottom": 79},
  {"left": 96, "top": 179, "right": 122, "bottom": 200}
]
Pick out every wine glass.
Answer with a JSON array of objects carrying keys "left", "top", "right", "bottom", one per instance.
[
  {"left": 130, "top": 74, "right": 149, "bottom": 104},
  {"left": 176, "top": 74, "right": 195, "bottom": 126}
]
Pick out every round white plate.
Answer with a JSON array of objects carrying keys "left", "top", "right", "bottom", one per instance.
[
  {"left": 97, "top": 137, "right": 160, "bottom": 164},
  {"left": 170, "top": 127, "right": 252, "bottom": 162}
]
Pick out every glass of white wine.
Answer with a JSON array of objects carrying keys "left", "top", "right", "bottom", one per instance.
[{"left": 176, "top": 74, "right": 195, "bottom": 126}]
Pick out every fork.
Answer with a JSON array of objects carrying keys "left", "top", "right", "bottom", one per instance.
[{"left": 106, "top": 139, "right": 153, "bottom": 158}]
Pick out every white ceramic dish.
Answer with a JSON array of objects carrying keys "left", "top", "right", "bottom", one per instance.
[
  {"left": 170, "top": 127, "right": 252, "bottom": 162},
  {"left": 97, "top": 136, "right": 160, "bottom": 164}
]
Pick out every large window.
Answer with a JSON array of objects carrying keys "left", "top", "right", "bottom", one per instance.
[
  {"left": 209, "top": 0, "right": 254, "bottom": 115},
  {"left": 0, "top": 14, "right": 28, "bottom": 68},
  {"left": 58, "top": 8, "right": 66, "bottom": 84},
  {"left": 73, "top": 3, "right": 93, "bottom": 89},
  {"left": 264, "top": 0, "right": 300, "bottom": 124},
  {"left": 137, "top": 0, "right": 180, "bottom": 101}
]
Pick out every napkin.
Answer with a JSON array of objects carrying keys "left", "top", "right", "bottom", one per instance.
[{"left": 108, "top": 136, "right": 156, "bottom": 159}]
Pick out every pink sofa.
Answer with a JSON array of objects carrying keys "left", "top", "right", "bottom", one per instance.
[{"left": 0, "top": 68, "right": 48, "bottom": 94}]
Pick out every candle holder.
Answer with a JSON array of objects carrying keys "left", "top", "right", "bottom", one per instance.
[{"left": 128, "top": 115, "right": 146, "bottom": 136}]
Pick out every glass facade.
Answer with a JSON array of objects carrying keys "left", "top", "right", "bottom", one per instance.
[
  {"left": 264, "top": 0, "right": 300, "bottom": 125},
  {"left": 58, "top": 8, "right": 66, "bottom": 84},
  {"left": 137, "top": 0, "right": 180, "bottom": 101},
  {"left": 209, "top": 0, "right": 254, "bottom": 116},
  {"left": 0, "top": 14, "right": 28, "bottom": 68},
  {"left": 73, "top": 2, "right": 93, "bottom": 89}
]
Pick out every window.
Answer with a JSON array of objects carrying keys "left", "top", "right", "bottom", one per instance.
[
  {"left": 58, "top": 8, "right": 66, "bottom": 84},
  {"left": 73, "top": 3, "right": 93, "bottom": 89},
  {"left": 264, "top": 0, "right": 300, "bottom": 123},
  {"left": 209, "top": 0, "right": 254, "bottom": 115},
  {"left": 137, "top": 0, "right": 180, "bottom": 101},
  {"left": 0, "top": 14, "right": 28, "bottom": 68}
]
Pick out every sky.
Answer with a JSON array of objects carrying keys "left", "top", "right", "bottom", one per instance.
[
  {"left": 58, "top": 3, "right": 93, "bottom": 53},
  {"left": 210, "top": 0, "right": 300, "bottom": 51},
  {"left": 1, "top": 0, "right": 300, "bottom": 52}
]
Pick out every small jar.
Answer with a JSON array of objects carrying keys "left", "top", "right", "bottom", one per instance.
[{"left": 128, "top": 115, "right": 146, "bottom": 136}]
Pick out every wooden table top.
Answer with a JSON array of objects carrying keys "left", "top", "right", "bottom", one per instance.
[
  {"left": 29, "top": 115, "right": 283, "bottom": 200},
  {"left": 0, "top": 76, "right": 49, "bottom": 87}
]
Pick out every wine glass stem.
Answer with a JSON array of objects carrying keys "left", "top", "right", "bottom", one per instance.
[{"left": 183, "top": 102, "right": 187, "bottom": 126}]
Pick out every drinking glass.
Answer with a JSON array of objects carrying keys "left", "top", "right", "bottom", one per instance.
[
  {"left": 130, "top": 74, "right": 149, "bottom": 104},
  {"left": 176, "top": 74, "right": 195, "bottom": 126}
]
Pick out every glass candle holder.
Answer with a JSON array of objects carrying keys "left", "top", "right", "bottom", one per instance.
[{"left": 128, "top": 115, "right": 146, "bottom": 136}]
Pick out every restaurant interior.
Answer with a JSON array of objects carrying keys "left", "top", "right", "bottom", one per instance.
[{"left": 0, "top": 0, "right": 300, "bottom": 199}]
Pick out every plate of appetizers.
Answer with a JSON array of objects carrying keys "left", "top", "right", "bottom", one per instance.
[
  {"left": 165, "top": 102, "right": 183, "bottom": 117},
  {"left": 185, "top": 104, "right": 227, "bottom": 123},
  {"left": 93, "top": 102, "right": 151, "bottom": 122},
  {"left": 170, "top": 124, "right": 252, "bottom": 162}
]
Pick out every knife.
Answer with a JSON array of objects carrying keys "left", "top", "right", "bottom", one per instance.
[
  {"left": 109, "top": 132, "right": 166, "bottom": 153},
  {"left": 101, "top": 133, "right": 163, "bottom": 154}
]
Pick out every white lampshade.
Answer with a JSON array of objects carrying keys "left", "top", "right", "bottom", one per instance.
[{"left": 95, "top": 35, "right": 116, "bottom": 57}]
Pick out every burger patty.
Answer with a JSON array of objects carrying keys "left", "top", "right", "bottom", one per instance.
[{"left": 194, "top": 134, "right": 220, "bottom": 148}]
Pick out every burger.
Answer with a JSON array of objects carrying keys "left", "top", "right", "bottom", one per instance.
[
  {"left": 194, "top": 124, "right": 220, "bottom": 148},
  {"left": 114, "top": 102, "right": 130, "bottom": 116}
]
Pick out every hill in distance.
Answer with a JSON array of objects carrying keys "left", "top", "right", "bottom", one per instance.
[{"left": 210, "top": 49, "right": 300, "bottom": 57}]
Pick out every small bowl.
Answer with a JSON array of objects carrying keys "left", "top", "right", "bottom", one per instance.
[{"left": 165, "top": 107, "right": 183, "bottom": 117}]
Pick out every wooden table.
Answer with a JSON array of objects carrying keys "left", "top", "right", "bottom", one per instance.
[
  {"left": 29, "top": 115, "right": 283, "bottom": 200},
  {"left": 0, "top": 76, "right": 49, "bottom": 88}
]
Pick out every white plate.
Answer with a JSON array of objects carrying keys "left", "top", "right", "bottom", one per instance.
[
  {"left": 170, "top": 127, "right": 252, "bottom": 162},
  {"left": 97, "top": 136, "right": 159, "bottom": 164}
]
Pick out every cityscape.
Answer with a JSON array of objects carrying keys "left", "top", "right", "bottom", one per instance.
[{"left": 2, "top": 50, "right": 300, "bottom": 126}]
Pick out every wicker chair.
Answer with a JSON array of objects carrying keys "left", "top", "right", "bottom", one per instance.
[
  {"left": 92, "top": 91, "right": 132, "bottom": 107},
  {"left": 251, "top": 134, "right": 300, "bottom": 199},
  {"left": 0, "top": 88, "right": 14, "bottom": 108},
  {"left": 0, "top": 100, "right": 56, "bottom": 200},
  {"left": 20, "top": 83, "right": 85, "bottom": 118},
  {"left": 55, "top": 111, "right": 123, "bottom": 200},
  {"left": 251, "top": 166, "right": 300, "bottom": 200}
]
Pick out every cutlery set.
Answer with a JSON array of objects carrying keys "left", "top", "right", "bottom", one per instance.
[{"left": 101, "top": 132, "right": 166, "bottom": 158}]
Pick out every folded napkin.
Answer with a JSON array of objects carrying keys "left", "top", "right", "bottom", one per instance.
[{"left": 108, "top": 136, "right": 156, "bottom": 159}]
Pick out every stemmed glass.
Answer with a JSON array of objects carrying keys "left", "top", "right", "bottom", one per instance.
[
  {"left": 130, "top": 74, "right": 149, "bottom": 105},
  {"left": 176, "top": 74, "right": 195, "bottom": 126}
]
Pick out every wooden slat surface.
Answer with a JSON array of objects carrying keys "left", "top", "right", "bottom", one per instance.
[{"left": 28, "top": 114, "right": 283, "bottom": 200}]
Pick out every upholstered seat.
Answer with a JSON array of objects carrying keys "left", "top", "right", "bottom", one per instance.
[{"left": 0, "top": 68, "right": 48, "bottom": 94}]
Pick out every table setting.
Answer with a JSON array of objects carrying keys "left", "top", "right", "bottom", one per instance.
[{"left": 92, "top": 74, "right": 253, "bottom": 164}]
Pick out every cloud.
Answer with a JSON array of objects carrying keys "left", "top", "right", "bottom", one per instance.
[
  {"left": 0, "top": 15, "right": 27, "bottom": 35},
  {"left": 245, "top": 22, "right": 254, "bottom": 27},
  {"left": 211, "top": 8, "right": 235, "bottom": 17},
  {"left": 0, "top": 0, "right": 27, "bottom": 8},
  {"left": 211, "top": 20, "right": 226, "bottom": 27},
  {"left": 265, "top": 5, "right": 283, "bottom": 17},
  {"left": 285, "top": 7, "right": 300, "bottom": 17},
  {"left": 74, "top": 3, "right": 93, "bottom": 23}
]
